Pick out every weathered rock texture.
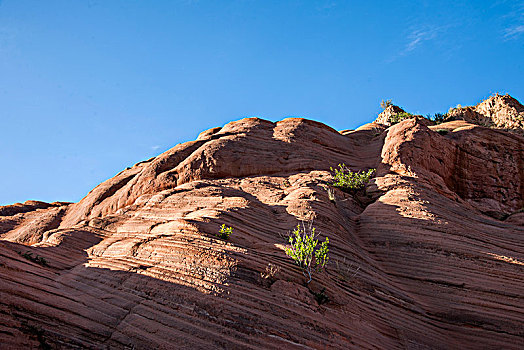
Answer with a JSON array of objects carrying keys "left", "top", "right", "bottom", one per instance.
[
  {"left": 448, "top": 93, "right": 524, "bottom": 132},
  {"left": 1, "top": 97, "right": 524, "bottom": 349},
  {"left": 374, "top": 105, "right": 407, "bottom": 126}
]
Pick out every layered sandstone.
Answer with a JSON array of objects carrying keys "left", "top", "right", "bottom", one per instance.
[{"left": 1, "top": 97, "right": 523, "bottom": 349}]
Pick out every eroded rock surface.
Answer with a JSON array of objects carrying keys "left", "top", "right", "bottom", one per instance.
[
  {"left": 448, "top": 93, "right": 524, "bottom": 132},
  {"left": 1, "top": 106, "right": 523, "bottom": 349},
  {"left": 374, "top": 104, "right": 407, "bottom": 126}
]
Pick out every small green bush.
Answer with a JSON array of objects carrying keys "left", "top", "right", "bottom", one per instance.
[
  {"left": 19, "top": 251, "right": 48, "bottom": 266},
  {"left": 284, "top": 223, "right": 329, "bottom": 284},
  {"left": 435, "top": 129, "right": 449, "bottom": 135},
  {"left": 330, "top": 164, "right": 375, "bottom": 192},
  {"left": 389, "top": 112, "right": 413, "bottom": 125},
  {"left": 217, "top": 224, "right": 233, "bottom": 239}
]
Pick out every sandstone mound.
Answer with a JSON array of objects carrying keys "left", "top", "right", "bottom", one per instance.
[
  {"left": 447, "top": 93, "right": 524, "bottom": 132},
  {"left": 1, "top": 113, "right": 523, "bottom": 349},
  {"left": 374, "top": 105, "right": 407, "bottom": 126}
]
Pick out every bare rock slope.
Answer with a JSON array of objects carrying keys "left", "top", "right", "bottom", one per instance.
[{"left": 1, "top": 97, "right": 523, "bottom": 349}]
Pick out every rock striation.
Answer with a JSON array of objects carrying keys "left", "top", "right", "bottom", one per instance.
[{"left": 1, "top": 96, "right": 523, "bottom": 349}]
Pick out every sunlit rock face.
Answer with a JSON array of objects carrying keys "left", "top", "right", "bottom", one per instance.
[
  {"left": 1, "top": 96, "right": 523, "bottom": 349},
  {"left": 447, "top": 93, "right": 524, "bottom": 132},
  {"left": 374, "top": 104, "right": 406, "bottom": 126}
]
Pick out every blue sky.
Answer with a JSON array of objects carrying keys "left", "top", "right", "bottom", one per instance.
[{"left": 1, "top": 0, "right": 523, "bottom": 205}]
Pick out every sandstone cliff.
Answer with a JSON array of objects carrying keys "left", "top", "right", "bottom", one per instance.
[{"left": 1, "top": 96, "right": 523, "bottom": 349}]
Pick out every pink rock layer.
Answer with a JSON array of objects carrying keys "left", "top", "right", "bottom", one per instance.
[{"left": 1, "top": 113, "right": 523, "bottom": 349}]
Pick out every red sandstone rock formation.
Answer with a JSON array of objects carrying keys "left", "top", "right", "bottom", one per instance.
[
  {"left": 374, "top": 104, "right": 407, "bottom": 126},
  {"left": 1, "top": 97, "right": 523, "bottom": 349},
  {"left": 447, "top": 93, "right": 524, "bottom": 132}
]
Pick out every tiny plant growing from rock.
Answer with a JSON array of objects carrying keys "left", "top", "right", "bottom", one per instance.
[
  {"left": 330, "top": 164, "right": 375, "bottom": 192},
  {"left": 284, "top": 222, "right": 329, "bottom": 284},
  {"left": 261, "top": 263, "right": 281, "bottom": 282},
  {"left": 380, "top": 99, "right": 393, "bottom": 109},
  {"left": 217, "top": 224, "right": 233, "bottom": 239},
  {"left": 429, "top": 112, "right": 447, "bottom": 124},
  {"left": 325, "top": 186, "right": 336, "bottom": 203},
  {"left": 18, "top": 251, "right": 49, "bottom": 267},
  {"left": 334, "top": 257, "right": 360, "bottom": 282},
  {"left": 389, "top": 111, "right": 413, "bottom": 125}
]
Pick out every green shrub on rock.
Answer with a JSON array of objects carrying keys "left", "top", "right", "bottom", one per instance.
[
  {"left": 389, "top": 111, "right": 413, "bottom": 125},
  {"left": 284, "top": 223, "right": 329, "bottom": 284},
  {"left": 330, "top": 164, "right": 375, "bottom": 192},
  {"left": 217, "top": 224, "right": 233, "bottom": 239}
]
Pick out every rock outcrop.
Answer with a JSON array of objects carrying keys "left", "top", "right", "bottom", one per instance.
[
  {"left": 448, "top": 93, "right": 524, "bottom": 132},
  {"left": 1, "top": 97, "right": 523, "bottom": 349},
  {"left": 374, "top": 105, "right": 407, "bottom": 126}
]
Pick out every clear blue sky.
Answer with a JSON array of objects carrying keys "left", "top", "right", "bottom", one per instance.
[{"left": 1, "top": 0, "right": 523, "bottom": 205}]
